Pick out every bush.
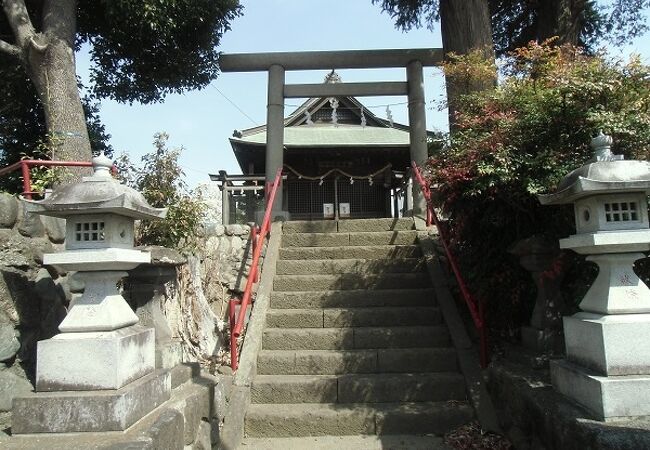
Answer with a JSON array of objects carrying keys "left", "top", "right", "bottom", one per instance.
[
  {"left": 115, "top": 132, "right": 205, "bottom": 250},
  {"left": 430, "top": 43, "right": 650, "bottom": 339}
]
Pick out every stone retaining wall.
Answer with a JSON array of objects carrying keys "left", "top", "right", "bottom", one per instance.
[
  {"left": 0, "top": 193, "right": 258, "bottom": 426},
  {"left": 200, "top": 223, "right": 260, "bottom": 297},
  {"left": 0, "top": 193, "right": 70, "bottom": 417},
  {"left": 487, "top": 348, "right": 650, "bottom": 450}
]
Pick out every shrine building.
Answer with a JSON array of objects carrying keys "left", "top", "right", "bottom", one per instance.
[{"left": 214, "top": 71, "right": 433, "bottom": 222}]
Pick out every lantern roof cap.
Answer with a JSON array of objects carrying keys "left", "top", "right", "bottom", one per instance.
[
  {"left": 539, "top": 134, "right": 650, "bottom": 205},
  {"left": 26, "top": 153, "right": 167, "bottom": 220}
]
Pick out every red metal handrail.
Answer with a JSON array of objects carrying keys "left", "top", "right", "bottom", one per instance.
[
  {"left": 0, "top": 159, "right": 116, "bottom": 199},
  {"left": 229, "top": 168, "right": 282, "bottom": 371},
  {"left": 411, "top": 161, "right": 489, "bottom": 368}
]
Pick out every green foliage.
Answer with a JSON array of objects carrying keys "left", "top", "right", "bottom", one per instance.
[
  {"left": 372, "top": 0, "right": 440, "bottom": 31},
  {"left": 0, "top": 56, "right": 45, "bottom": 193},
  {"left": 429, "top": 43, "right": 650, "bottom": 337},
  {"left": 77, "top": 0, "right": 243, "bottom": 104},
  {"left": 115, "top": 133, "right": 205, "bottom": 250},
  {"left": 490, "top": 0, "right": 603, "bottom": 54},
  {"left": 0, "top": 59, "right": 113, "bottom": 193},
  {"left": 373, "top": 0, "right": 650, "bottom": 56},
  {"left": 1, "top": 0, "right": 241, "bottom": 190},
  {"left": 23, "top": 134, "right": 72, "bottom": 195}
]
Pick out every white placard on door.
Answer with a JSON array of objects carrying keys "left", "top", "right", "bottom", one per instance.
[
  {"left": 323, "top": 203, "right": 334, "bottom": 219},
  {"left": 339, "top": 203, "right": 350, "bottom": 218}
]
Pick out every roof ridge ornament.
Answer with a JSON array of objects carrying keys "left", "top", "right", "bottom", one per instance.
[
  {"left": 324, "top": 69, "right": 341, "bottom": 84},
  {"left": 329, "top": 97, "right": 339, "bottom": 126},
  {"left": 592, "top": 131, "right": 622, "bottom": 162},
  {"left": 386, "top": 105, "right": 394, "bottom": 127},
  {"left": 92, "top": 151, "right": 114, "bottom": 178},
  {"left": 304, "top": 110, "right": 314, "bottom": 126}
]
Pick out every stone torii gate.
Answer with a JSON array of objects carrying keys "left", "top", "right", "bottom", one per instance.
[{"left": 219, "top": 48, "right": 443, "bottom": 218}]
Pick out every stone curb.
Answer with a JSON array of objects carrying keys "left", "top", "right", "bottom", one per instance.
[
  {"left": 217, "top": 221, "right": 283, "bottom": 450},
  {"left": 418, "top": 231, "right": 502, "bottom": 434}
]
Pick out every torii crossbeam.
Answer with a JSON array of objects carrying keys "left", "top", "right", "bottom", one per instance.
[{"left": 219, "top": 48, "right": 444, "bottom": 217}]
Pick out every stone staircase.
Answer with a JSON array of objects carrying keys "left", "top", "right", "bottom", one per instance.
[{"left": 244, "top": 218, "right": 474, "bottom": 441}]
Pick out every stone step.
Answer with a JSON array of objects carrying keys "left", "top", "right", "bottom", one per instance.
[
  {"left": 257, "top": 348, "right": 459, "bottom": 375},
  {"left": 282, "top": 218, "right": 414, "bottom": 234},
  {"left": 281, "top": 231, "right": 418, "bottom": 248},
  {"left": 338, "top": 218, "right": 415, "bottom": 233},
  {"left": 265, "top": 307, "right": 441, "bottom": 328},
  {"left": 262, "top": 326, "right": 450, "bottom": 350},
  {"left": 283, "top": 220, "right": 338, "bottom": 234},
  {"left": 279, "top": 245, "right": 422, "bottom": 260},
  {"left": 245, "top": 401, "right": 474, "bottom": 437},
  {"left": 251, "top": 373, "right": 466, "bottom": 404},
  {"left": 276, "top": 258, "right": 426, "bottom": 275},
  {"left": 240, "top": 434, "right": 450, "bottom": 450},
  {"left": 273, "top": 273, "right": 431, "bottom": 292},
  {"left": 270, "top": 289, "right": 436, "bottom": 309}
]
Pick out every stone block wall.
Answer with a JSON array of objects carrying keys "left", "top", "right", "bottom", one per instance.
[
  {"left": 0, "top": 193, "right": 71, "bottom": 419},
  {"left": 201, "top": 224, "right": 258, "bottom": 289},
  {"left": 0, "top": 193, "right": 259, "bottom": 429},
  {"left": 122, "top": 223, "right": 261, "bottom": 373},
  {"left": 199, "top": 223, "right": 261, "bottom": 319}
]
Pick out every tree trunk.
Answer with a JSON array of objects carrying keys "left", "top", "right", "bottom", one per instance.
[
  {"left": 28, "top": 41, "right": 92, "bottom": 167},
  {"left": 537, "top": 0, "right": 586, "bottom": 46},
  {"left": 2, "top": 0, "right": 92, "bottom": 181},
  {"left": 439, "top": 0, "right": 495, "bottom": 130}
]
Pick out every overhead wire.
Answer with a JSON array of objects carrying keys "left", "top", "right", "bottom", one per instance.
[{"left": 211, "top": 85, "right": 260, "bottom": 126}]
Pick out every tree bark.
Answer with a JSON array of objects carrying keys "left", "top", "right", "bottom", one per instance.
[
  {"left": 1, "top": 0, "right": 92, "bottom": 178},
  {"left": 536, "top": 0, "right": 586, "bottom": 46},
  {"left": 439, "top": 0, "right": 495, "bottom": 130}
]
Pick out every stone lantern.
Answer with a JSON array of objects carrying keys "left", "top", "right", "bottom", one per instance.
[
  {"left": 11, "top": 154, "right": 169, "bottom": 434},
  {"left": 539, "top": 132, "right": 650, "bottom": 420}
]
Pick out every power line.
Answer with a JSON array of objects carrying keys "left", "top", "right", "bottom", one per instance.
[{"left": 212, "top": 85, "right": 260, "bottom": 126}]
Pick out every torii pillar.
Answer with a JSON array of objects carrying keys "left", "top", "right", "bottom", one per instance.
[
  {"left": 266, "top": 64, "right": 285, "bottom": 215},
  {"left": 407, "top": 60, "right": 428, "bottom": 216},
  {"left": 220, "top": 49, "right": 443, "bottom": 219}
]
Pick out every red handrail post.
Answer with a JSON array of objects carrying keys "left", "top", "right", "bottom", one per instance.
[
  {"left": 230, "top": 168, "right": 282, "bottom": 370},
  {"left": 1, "top": 159, "right": 118, "bottom": 199},
  {"left": 229, "top": 299, "right": 238, "bottom": 370},
  {"left": 411, "top": 161, "right": 490, "bottom": 368},
  {"left": 479, "top": 298, "right": 488, "bottom": 369},
  {"left": 252, "top": 225, "right": 261, "bottom": 284},
  {"left": 20, "top": 162, "right": 32, "bottom": 200}
]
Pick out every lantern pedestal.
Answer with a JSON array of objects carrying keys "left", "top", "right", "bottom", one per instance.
[
  {"left": 578, "top": 253, "right": 650, "bottom": 314},
  {"left": 562, "top": 312, "right": 650, "bottom": 376},
  {"left": 9, "top": 153, "right": 170, "bottom": 435},
  {"left": 12, "top": 369, "right": 170, "bottom": 434},
  {"left": 36, "top": 324, "right": 155, "bottom": 391},
  {"left": 58, "top": 271, "right": 140, "bottom": 332},
  {"left": 537, "top": 133, "right": 650, "bottom": 421},
  {"left": 551, "top": 249, "right": 650, "bottom": 420},
  {"left": 551, "top": 359, "right": 650, "bottom": 421},
  {"left": 510, "top": 236, "right": 565, "bottom": 352}
]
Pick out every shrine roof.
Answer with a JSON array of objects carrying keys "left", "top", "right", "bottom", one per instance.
[{"left": 230, "top": 123, "right": 411, "bottom": 148}]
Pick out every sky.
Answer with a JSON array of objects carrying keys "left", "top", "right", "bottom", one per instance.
[{"left": 76, "top": 0, "right": 650, "bottom": 189}]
